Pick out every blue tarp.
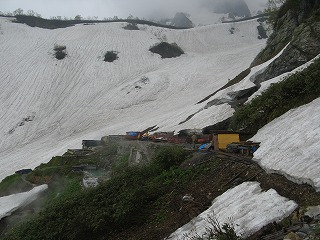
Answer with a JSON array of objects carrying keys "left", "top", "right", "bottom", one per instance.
[
  {"left": 126, "top": 131, "right": 140, "bottom": 137},
  {"left": 198, "top": 143, "right": 211, "bottom": 150}
]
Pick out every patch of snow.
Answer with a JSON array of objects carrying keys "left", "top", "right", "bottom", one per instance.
[
  {"left": 305, "top": 206, "right": 320, "bottom": 219},
  {"left": 188, "top": 10, "right": 228, "bottom": 26},
  {"left": 251, "top": 98, "right": 320, "bottom": 191},
  {"left": 167, "top": 182, "right": 297, "bottom": 239},
  {"left": 0, "top": 185, "right": 48, "bottom": 220}
]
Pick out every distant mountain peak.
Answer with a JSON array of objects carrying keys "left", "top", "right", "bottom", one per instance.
[
  {"left": 171, "top": 12, "right": 194, "bottom": 28},
  {"left": 209, "top": 0, "right": 251, "bottom": 18}
]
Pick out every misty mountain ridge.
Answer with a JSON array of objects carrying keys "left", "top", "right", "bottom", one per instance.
[
  {"left": 208, "top": 0, "right": 251, "bottom": 17},
  {"left": 167, "top": 12, "right": 194, "bottom": 28},
  {"left": 156, "top": 0, "right": 265, "bottom": 27}
]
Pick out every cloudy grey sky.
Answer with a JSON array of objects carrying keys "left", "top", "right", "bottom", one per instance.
[{"left": 0, "top": 0, "right": 267, "bottom": 19}]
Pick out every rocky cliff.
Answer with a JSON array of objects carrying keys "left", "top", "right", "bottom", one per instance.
[
  {"left": 251, "top": 0, "right": 320, "bottom": 83},
  {"left": 171, "top": 12, "right": 194, "bottom": 28},
  {"left": 212, "top": 0, "right": 251, "bottom": 17}
]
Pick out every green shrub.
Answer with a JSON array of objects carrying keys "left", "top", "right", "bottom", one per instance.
[
  {"left": 277, "top": 0, "right": 301, "bottom": 19},
  {"left": 55, "top": 51, "right": 66, "bottom": 60},
  {"left": 53, "top": 45, "right": 66, "bottom": 51},
  {"left": 53, "top": 44, "right": 67, "bottom": 60},
  {"left": 123, "top": 23, "right": 139, "bottom": 30},
  {"left": 44, "top": 177, "right": 82, "bottom": 205},
  {"left": 183, "top": 216, "right": 242, "bottom": 240},
  {"left": 111, "top": 154, "right": 129, "bottom": 176},
  {"left": 149, "top": 42, "right": 184, "bottom": 58},
  {"left": 211, "top": 223, "right": 241, "bottom": 240},
  {"left": 153, "top": 146, "right": 189, "bottom": 170},
  {"left": 0, "top": 174, "right": 31, "bottom": 197},
  {"left": 154, "top": 167, "right": 193, "bottom": 186},
  {"left": 104, "top": 51, "right": 118, "bottom": 62}
]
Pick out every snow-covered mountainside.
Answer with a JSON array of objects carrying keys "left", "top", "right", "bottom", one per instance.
[{"left": 0, "top": 17, "right": 266, "bottom": 180}]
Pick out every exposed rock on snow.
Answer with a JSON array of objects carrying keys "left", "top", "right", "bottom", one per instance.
[
  {"left": 167, "top": 182, "right": 297, "bottom": 239},
  {"left": 248, "top": 54, "right": 320, "bottom": 102}
]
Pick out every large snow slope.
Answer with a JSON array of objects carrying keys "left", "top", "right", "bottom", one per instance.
[
  {"left": 0, "top": 185, "right": 48, "bottom": 220},
  {"left": 167, "top": 182, "right": 297, "bottom": 239},
  {"left": 0, "top": 17, "right": 265, "bottom": 180},
  {"left": 252, "top": 98, "right": 320, "bottom": 191}
]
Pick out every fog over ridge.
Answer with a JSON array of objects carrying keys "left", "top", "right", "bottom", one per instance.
[{"left": 0, "top": 0, "right": 267, "bottom": 20}]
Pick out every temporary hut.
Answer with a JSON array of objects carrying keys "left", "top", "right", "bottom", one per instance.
[{"left": 212, "top": 131, "right": 240, "bottom": 150}]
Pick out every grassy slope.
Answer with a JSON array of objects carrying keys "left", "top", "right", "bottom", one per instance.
[
  {"left": 0, "top": 174, "right": 31, "bottom": 197},
  {"left": 2, "top": 146, "right": 194, "bottom": 240}
]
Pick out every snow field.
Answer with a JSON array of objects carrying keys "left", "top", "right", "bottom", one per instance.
[
  {"left": 0, "top": 17, "right": 266, "bottom": 180},
  {"left": 206, "top": 42, "right": 291, "bottom": 103}
]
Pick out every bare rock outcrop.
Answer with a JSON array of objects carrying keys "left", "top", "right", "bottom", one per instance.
[{"left": 251, "top": 0, "right": 320, "bottom": 83}]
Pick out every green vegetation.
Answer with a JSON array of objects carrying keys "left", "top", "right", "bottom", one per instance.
[
  {"left": 264, "top": 0, "right": 286, "bottom": 28},
  {"left": 257, "top": 24, "right": 268, "bottom": 39},
  {"left": 111, "top": 154, "right": 129, "bottom": 176},
  {"left": 53, "top": 45, "right": 66, "bottom": 52},
  {"left": 212, "top": 223, "right": 242, "bottom": 240},
  {"left": 0, "top": 174, "right": 31, "bottom": 197},
  {"left": 123, "top": 23, "right": 139, "bottom": 30},
  {"left": 205, "top": 217, "right": 242, "bottom": 240},
  {"left": 277, "top": 0, "right": 300, "bottom": 19},
  {"left": 26, "top": 155, "right": 90, "bottom": 184},
  {"left": 104, "top": 51, "right": 118, "bottom": 62},
  {"left": 149, "top": 42, "right": 184, "bottom": 59},
  {"left": 183, "top": 216, "right": 242, "bottom": 240},
  {"left": 14, "top": 15, "right": 75, "bottom": 29},
  {"left": 231, "top": 57, "right": 320, "bottom": 133},
  {"left": 153, "top": 146, "right": 189, "bottom": 170},
  {"left": 274, "top": 0, "right": 320, "bottom": 26},
  {"left": 3, "top": 146, "right": 193, "bottom": 240},
  {"left": 13, "top": 14, "right": 189, "bottom": 30},
  {"left": 53, "top": 44, "right": 67, "bottom": 60}
]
